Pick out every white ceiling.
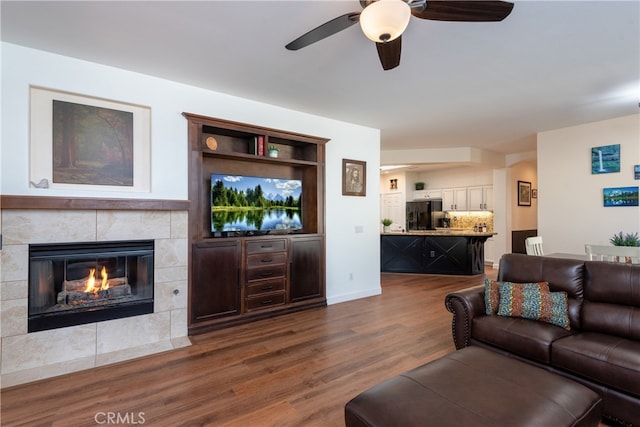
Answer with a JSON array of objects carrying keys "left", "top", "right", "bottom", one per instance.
[{"left": 2, "top": 0, "right": 639, "bottom": 159}]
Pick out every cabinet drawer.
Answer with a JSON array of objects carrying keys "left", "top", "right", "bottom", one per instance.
[
  {"left": 246, "top": 265, "right": 286, "bottom": 281},
  {"left": 246, "top": 292, "right": 286, "bottom": 311},
  {"left": 246, "top": 239, "right": 287, "bottom": 254},
  {"left": 246, "top": 252, "right": 287, "bottom": 268},
  {"left": 246, "top": 278, "right": 286, "bottom": 297}
]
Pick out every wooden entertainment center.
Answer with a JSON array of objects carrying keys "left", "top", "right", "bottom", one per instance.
[{"left": 183, "top": 113, "right": 328, "bottom": 335}]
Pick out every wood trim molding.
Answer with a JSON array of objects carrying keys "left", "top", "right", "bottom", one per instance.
[{"left": 1, "top": 195, "right": 190, "bottom": 211}]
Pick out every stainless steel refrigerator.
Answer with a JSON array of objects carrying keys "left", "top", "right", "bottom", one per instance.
[{"left": 406, "top": 199, "right": 444, "bottom": 231}]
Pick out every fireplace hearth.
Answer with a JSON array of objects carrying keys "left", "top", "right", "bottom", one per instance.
[{"left": 28, "top": 240, "right": 154, "bottom": 332}]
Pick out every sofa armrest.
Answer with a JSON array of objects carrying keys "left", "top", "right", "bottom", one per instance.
[{"left": 445, "top": 285, "right": 486, "bottom": 350}]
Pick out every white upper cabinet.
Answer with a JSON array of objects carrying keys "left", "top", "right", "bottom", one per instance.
[
  {"left": 442, "top": 188, "right": 468, "bottom": 211},
  {"left": 412, "top": 189, "right": 442, "bottom": 200},
  {"left": 468, "top": 186, "right": 493, "bottom": 211}
]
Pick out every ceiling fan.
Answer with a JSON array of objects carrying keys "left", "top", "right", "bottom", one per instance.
[{"left": 285, "top": 0, "right": 514, "bottom": 71}]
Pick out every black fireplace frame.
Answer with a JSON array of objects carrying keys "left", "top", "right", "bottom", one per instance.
[{"left": 28, "top": 239, "right": 154, "bottom": 333}]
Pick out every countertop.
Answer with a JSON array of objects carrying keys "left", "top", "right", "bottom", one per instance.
[{"left": 382, "top": 228, "right": 497, "bottom": 237}]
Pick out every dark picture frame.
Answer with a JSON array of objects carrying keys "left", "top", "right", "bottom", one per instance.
[
  {"left": 518, "top": 180, "right": 532, "bottom": 206},
  {"left": 342, "top": 159, "right": 366, "bottom": 196}
]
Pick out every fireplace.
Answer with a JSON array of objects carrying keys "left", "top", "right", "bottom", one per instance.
[{"left": 28, "top": 240, "right": 154, "bottom": 333}]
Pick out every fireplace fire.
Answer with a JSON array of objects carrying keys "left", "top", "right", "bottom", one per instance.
[{"left": 28, "top": 240, "right": 154, "bottom": 332}]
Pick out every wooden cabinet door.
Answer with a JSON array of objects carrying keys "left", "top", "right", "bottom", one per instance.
[
  {"left": 191, "top": 240, "right": 241, "bottom": 323},
  {"left": 289, "top": 237, "right": 324, "bottom": 302}
]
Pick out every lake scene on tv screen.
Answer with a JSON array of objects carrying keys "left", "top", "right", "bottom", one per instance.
[{"left": 211, "top": 174, "right": 302, "bottom": 232}]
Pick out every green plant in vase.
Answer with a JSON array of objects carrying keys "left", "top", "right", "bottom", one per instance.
[
  {"left": 268, "top": 145, "right": 279, "bottom": 158},
  {"left": 381, "top": 218, "right": 393, "bottom": 232}
]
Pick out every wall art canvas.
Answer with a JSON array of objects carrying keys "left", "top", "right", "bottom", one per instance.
[
  {"left": 30, "top": 86, "right": 151, "bottom": 192},
  {"left": 634, "top": 165, "right": 640, "bottom": 180},
  {"left": 603, "top": 186, "right": 639, "bottom": 207},
  {"left": 591, "top": 144, "right": 620, "bottom": 174}
]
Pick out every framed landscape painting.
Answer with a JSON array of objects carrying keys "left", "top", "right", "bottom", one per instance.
[
  {"left": 603, "top": 186, "right": 639, "bottom": 207},
  {"left": 30, "top": 86, "right": 151, "bottom": 192}
]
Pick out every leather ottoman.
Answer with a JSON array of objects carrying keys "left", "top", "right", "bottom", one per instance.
[{"left": 345, "top": 347, "right": 602, "bottom": 427}]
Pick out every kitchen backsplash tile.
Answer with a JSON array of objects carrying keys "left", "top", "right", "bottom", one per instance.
[{"left": 446, "top": 211, "right": 494, "bottom": 231}]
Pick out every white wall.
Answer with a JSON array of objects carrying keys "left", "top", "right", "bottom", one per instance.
[
  {"left": 538, "top": 114, "right": 640, "bottom": 254},
  {"left": 1, "top": 42, "right": 381, "bottom": 306}
]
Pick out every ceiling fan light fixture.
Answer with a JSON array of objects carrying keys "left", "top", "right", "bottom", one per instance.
[{"left": 359, "top": 0, "right": 411, "bottom": 43}]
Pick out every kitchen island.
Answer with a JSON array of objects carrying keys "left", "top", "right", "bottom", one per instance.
[{"left": 381, "top": 229, "right": 496, "bottom": 275}]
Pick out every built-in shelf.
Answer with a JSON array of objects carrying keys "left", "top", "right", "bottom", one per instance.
[{"left": 183, "top": 112, "right": 328, "bottom": 335}]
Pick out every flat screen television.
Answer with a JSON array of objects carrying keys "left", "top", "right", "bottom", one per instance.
[{"left": 211, "top": 173, "right": 303, "bottom": 233}]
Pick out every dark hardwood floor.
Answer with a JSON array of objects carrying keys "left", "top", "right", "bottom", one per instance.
[{"left": 1, "top": 268, "right": 493, "bottom": 426}]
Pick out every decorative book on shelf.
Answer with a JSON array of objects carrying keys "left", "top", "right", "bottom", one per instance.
[{"left": 248, "top": 135, "right": 266, "bottom": 156}]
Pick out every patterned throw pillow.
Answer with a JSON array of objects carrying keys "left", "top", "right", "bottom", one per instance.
[
  {"left": 497, "top": 282, "right": 570, "bottom": 330},
  {"left": 484, "top": 279, "right": 549, "bottom": 316}
]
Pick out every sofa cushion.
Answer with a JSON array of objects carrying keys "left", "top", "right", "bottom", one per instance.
[
  {"left": 552, "top": 332, "right": 640, "bottom": 398},
  {"left": 484, "top": 279, "right": 549, "bottom": 316},
  {"left": 498, "top": 254, "right": 585, "bottom": 329},
  {"left": 497, "top": 282, "right": 570, "bottom": 330},
  {"left": 472, "top": 315, "right": 575, "bottom": 364},
  {"left": 583, "top": 262, "right": 640, "bottom": 340}
]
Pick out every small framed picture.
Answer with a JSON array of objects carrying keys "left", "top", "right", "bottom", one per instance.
[
  {"left": 518, "top": 180, "right": 531, "bottom": 206},
  {"left": 634, "top": 165, "right": 640, "bottom": 180},
  {"left": 532, "top": 189, "right": 538, "bottom": 198},
  {"left": 342, "top": 159, "right": 366, "bottom": 196}
]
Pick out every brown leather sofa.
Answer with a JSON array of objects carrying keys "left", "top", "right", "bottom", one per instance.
[{"left": 445, "top": 253, "right": 640, "bottom": 426}]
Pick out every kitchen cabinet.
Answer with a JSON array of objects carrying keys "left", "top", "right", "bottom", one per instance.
[
  {"left": 412, "top": 189, "right": 442, "bottom": 200},
  {"left": 468, "top": 186, "right": 493, "bottom": 211},
  {"left": 381, "top": 192, "right": 404, "bottom": 229},
  {"left": 442, "top": 188, "right": 467, "bottom": 211},
  {"left": 381, "top": 233, "right": 492, "bottom": 275}
]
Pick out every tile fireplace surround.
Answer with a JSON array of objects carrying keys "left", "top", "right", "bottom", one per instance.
[{"left": 0, "top": 197, "right": 190, "bottom": 388}]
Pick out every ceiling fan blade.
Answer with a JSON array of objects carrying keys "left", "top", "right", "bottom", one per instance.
[
  {"left": 285, "top": 12, "right": 360, "bottom": 50},
  {"left": 376, "top": 36, "right": 402, "bottom": 71},
  {"left": 412, "top": 1, "right": 514, "bottom": 22}
]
